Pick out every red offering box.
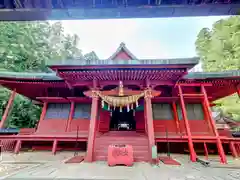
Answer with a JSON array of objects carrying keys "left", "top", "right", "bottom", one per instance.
[{"left": 108, "top": 144, "right": 134, "bottom": 166}]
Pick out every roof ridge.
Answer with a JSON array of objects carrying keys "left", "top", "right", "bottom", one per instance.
[{"left": 108, "top": 42, "right": 138, "bottom": 60}]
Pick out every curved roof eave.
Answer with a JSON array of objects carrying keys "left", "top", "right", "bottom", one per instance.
[
  {"left": 0, "top": 72, "right": 62, "bottom": 81},
  {"left": 184, "top": 70, "right": 240, "bottom": 80}
]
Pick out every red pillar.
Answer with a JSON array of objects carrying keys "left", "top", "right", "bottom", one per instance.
[
  {"left": 36, "top": 102, "right": 48, "bottom": 130},
  {"left": 201, "top": 85, "right": 227, "bottom": 164},
  {"left": 52, "top": 140, "right": 58, "bottom": 155},
  {"left": 144, "top": 88, "right": 155, "bottom": 160},
  {"left": 14, "top": 140, "right": 21, "bottom": 154},
  {"left": 172, "top": 102, "right": 180, "bottom": 134},
  {"left": 204, "top": 142, "right": 209, "bottom": 160},
  {"left": 229, "top": 142, "right": 238, "bottom": 158},
  {"left": 66, "top": 101, "right": 75, "bottom": 132},
  {"left": 144, "top": 101, "right": 148, "bottom": 134},
  {"left": 178, "top": 85, "right": 197, "bottom": 162},
  {"left": 0, "top": 90, "right": 16, "bottom": 128},
  {"left": 85, "top": 93, "right": 99, "bottom": 162},
  {"left": 202, "top": 101, "right": 213, "bottom": 134}
]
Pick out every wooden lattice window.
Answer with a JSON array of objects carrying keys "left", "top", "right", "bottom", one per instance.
[
  {"left": 177, "top": 103, "right": 204, "bottom": 120},
  {"left": 73, "top": 103, "right": 91, "bottom": 119},
  {"left": 152, "top": 103, "right": 173, "bottom": 120},
  {"left": 44, "top": 103, "right": 70, "bottom": 120}
]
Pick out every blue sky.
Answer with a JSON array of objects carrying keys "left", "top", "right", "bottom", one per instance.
[{"left": 62, "top": 16, "right": 229, "bottom": 59}]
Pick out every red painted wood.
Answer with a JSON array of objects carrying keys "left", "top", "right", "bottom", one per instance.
[
  {"left": 85, "top": 96, "right": 98, "bottom": 162},
  {"left": 98, "top": 110, "right": 110, "bottom": 133},
  {"left": 135, "top": 111, "right": 145, "bottom": 133},
  {"left": 36, "top": 102, "right": 47, "bottom": 130},
  {"left": 52, "top": 140, "right": 58, "bottom": 155},
  {"left": 66, "top": 102, "right": 75, "bottom": 132},
  {"left": 94, "top": 131, "right": 149, "bottom": 162},
  {"left": 145, "top": 96, "right": 155, "bottom": 162},
  {"left": 201, "top": 85, "right": 227, "bottom": 164},
  {"left": 37, "top": 119, "right": 67, "bottom": 134},
  {"left": 19, "top": 128, "right": 35, "bottom": 135},
  {"left": 153, "top": 120, "right": 177, "bottom": 133},
  {"left": 229, "top": 142, "right": 238, "bottom": 158},
  {"left": 178, "top": 85, "right": 197, "bottom": 162},
  {"left": 14, "top": 140, "right": 21, "bottom": 154},
  {"left": 218, "top": 129, "right": 232, "bottom": 137},
  {"left": 204, "top": 143, "right": 209, "bottom": 160},
  {"left": 172, "top": 102, "right": 180, "bottom": 133},
  {"left": 188, "top": 120, "right": 211, "bottom": 135},
  {"left": 69, "top": 119, "right": 90, "bottom": 132},
  {"left": 0, "top": 90, "right": 16, "bottom": 128}
]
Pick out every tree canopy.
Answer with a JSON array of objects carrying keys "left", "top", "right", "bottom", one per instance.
[
  {"left": 0, "top": 21, "right": 98, "bottom": 128},
  {"left": 195, "top": 16, "right": 240, "bottom": 121}
]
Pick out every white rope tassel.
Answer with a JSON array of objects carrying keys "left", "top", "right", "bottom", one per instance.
[
  {"left": 101, "top": 100, "right": 104, "bottom": 108},
  {"left": 136, "top": 100, "right": 139, "bottom": 107},
  {"left": 131, "top": 103, "right": 134, "bottom": 110}
]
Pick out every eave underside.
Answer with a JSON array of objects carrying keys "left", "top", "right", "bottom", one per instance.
[
  {"left": 0, "top": 78, "right": 239, "bottom": 103},
  {"left": 0, "top": 70, "right": 239, "bottom": 102}
]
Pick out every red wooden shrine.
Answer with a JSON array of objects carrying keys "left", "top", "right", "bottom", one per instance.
[{"left": 0, "top": 42, "right": 240, "bottom": 164}]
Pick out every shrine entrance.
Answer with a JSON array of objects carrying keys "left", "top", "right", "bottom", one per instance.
[{"left": 110, "top": 108, "right": 136, "bottom": 131}]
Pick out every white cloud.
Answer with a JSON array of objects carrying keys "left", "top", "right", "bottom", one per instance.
[{"left": 61, "top": 19, "right": 169, "bottom": 59}]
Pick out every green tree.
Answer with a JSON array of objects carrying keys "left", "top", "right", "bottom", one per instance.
[
  {"left": 0, "top": 21, "right": 96, "bottom": 128},
  {"left": 195, "top": 16, "right": 240, "bottom": 121}
]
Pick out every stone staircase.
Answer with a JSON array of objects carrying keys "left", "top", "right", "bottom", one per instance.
[{"left": 94, "top": 131, "right": 149, "bottom": 162}]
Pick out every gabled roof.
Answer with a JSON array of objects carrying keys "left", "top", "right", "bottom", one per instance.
[{"left": 108, "top": 42, "right": 138, "bottom": 60}]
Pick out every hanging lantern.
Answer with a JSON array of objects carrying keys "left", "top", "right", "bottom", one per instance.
[{"left": 120, "top": 106, "right": 122, "bottom": 112}]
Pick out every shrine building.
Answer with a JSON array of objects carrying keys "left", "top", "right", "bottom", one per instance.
[{"left": 0, "top": 43, "right": 240, "bottom": 163}]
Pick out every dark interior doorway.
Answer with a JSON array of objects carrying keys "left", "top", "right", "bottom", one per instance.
[{"left": 110, "top": 108, "right": 136, "bottom": 131}]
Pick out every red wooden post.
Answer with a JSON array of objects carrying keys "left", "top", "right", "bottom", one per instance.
[
  {"left": 0, "top": 89, "right": 16, "bottom": 128},
  {"left": 237, "top": 86, "right": 240, "bottom": 97},
  {"left": 66, "top": 101, "right": 75, "bottom": 132},
  {"left": 52, "top": 140, "right": 58, "bottom": 155},
  {"left": 144, "top": 88, "right": 155, "bottom": 161},
  {"left": 204, "top": 142, "right": 209, "bottom": 160},
  {"left": 144, "top": 100, "right": 148, "bottom": 133},
  {"left": 229, "top": 141, "right": 238, "bottom": 158},
  {"left": 36, "top": 102, "right": 48, "bottom": 130},
  {"left": 202, "top": 101, "right": 213, "bottom": 134},
  {"left": 172, "top": 102, "right": 180, "bottom": 134},
  {"left": 201, "top": 85, "right": 227, "bottom": 164},
  {"left": 14, "top": 140, "right": 21, "bottom": 154},
  {"left": 178, "top": 85, "right": 197, "bottom": 162},
  {"left": 85, "top": 92, "right": 99, "bottom": 162}
]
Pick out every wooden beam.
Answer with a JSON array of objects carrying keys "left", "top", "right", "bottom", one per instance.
[
  {"left": 0, "top": 89, "right": 16, "bottom": 128},
  {"left": 201, "top": 85, "right": 227, "bottom": 164},
  {"left": 85, "top": 93, "right": 99, "bottom": 162},
  {"left": 177, "top": 83, "right": 212, "bottom": 87},
  {"left": 178, "top": 85, "right": 197, "bottom": 162}
]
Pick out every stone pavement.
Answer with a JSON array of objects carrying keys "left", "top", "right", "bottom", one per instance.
[{"left": 0, "top": 152, "right": 240, "bottom": 180}]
